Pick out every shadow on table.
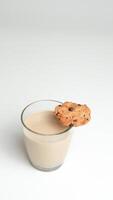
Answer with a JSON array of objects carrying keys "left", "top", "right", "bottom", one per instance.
[{"left": 0, "top": 124, "right": 29, "bottom": 166}]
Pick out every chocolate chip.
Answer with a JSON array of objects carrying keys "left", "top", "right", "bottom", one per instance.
[
  {"left": 56, "top": 112, "right": 60, "bottom": 115},
  {"left": 78, "top": 104, "right": 81, "bottom": 106},
  {"left": 58, "top": 105, "right": 61, "bottom": 107},
  {"left": 74, "top": 119, "right": 77, "bottom": 122},
  {"left": 68, "top": 107, "right": 74, "bottom": 111},
  {"left": 70, "top": 123, "right": 73, "bottom": 126},
  {"left": 84, "top": 114, "right": 85, "bottom": 117}
]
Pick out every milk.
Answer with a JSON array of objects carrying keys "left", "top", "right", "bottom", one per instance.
[{"left": 23, "top": 111, "right": 72, "bottom": 171}]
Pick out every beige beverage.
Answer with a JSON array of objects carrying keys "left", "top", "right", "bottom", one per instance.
[{"left": 24, "top": 111, "right": 72, "bottom": 171}]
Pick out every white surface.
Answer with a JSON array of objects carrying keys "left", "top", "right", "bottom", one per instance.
[
  {"left": 0, "top": 0, "right": 113, "bottom": 199},
  {"left": 0, "top": 29, "right": 113, "bottom": 200},
  {"left": 0, "top": 0, "right": 113, "bottom": 34}
]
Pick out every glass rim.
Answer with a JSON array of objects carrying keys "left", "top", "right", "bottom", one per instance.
[{"left": 21, "top": 99, "right": 72, "bottom": 136}]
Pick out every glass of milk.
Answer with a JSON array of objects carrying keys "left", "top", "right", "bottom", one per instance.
[{"left": 21, "top": 100, "right": 72, "bottom": 171}]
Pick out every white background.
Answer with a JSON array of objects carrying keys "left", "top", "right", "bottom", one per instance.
[{"left": 0, "top": 0, "right": 113, "bottom": 199}]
